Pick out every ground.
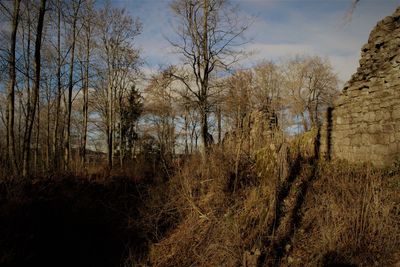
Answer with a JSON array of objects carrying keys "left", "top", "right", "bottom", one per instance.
[{"left": 0, "top": 176, "right": 148, "bottom": 267}]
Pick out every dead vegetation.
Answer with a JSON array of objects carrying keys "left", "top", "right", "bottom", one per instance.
[
  {"left": 0, "top": 129, "right": 398, "bottom": 267},
  {"left": 141, "top": 130, "right": 400, "bottom": 267},
  {"left": 290, "top": 160, "right": 400, "bottom": 266}
]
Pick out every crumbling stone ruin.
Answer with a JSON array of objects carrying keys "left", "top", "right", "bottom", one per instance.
[{"left": 321, "top": 7, "right": 400, "bottom": 166}]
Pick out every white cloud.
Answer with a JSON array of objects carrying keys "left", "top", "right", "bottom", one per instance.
[
  {"left": 243, "top": 42, "right": 314, "bottom": 66},
  {"left": 118, "top": 0, "right": 400, "bottom": 87}
]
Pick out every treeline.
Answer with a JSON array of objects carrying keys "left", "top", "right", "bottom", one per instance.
[
  {"left": 146, "top": 56, "right": 339, "bottom": 158},
  {"left": 0, "top": 0, "right": 339, "bottom": 178},
  {"left": 0, "top": 0, "right": 142, "bottom": 177}
]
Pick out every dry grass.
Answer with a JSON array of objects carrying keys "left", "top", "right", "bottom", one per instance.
[
  {"left": 147, "top": 135, "right": 292, "bottom": 266},
  {"left": 1, "top": 130, "right": 398, "bottom": 266},
  {"left": 147, "top": 149, "right": 243, "bottom": 266},
  {"left": 289, "top": 160, "right": 400, "bottom": 266},
  {"left": 144, "top": 131, "right": 400, "bottom": 267}
]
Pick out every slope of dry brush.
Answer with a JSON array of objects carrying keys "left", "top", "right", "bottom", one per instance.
[{"left": 146, "top": 135, "right": 400, "bottom": 267}]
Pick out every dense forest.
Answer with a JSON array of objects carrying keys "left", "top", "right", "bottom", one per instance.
[{"left": 0, "top": 0, "right": 399, "bottom": 266}]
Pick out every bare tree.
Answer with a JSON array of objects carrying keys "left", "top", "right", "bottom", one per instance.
[
  {"left": 64, "top": 0, "right": 82, "bottom": 170},
  {"left": 223, "top": 70, "right": 253, "bottom": 133},
  {"left": 52, "top": 0, "right": 64, "bottom": 170},
  {"left": 344, "top": 0, "right": 360, "bottom": 23},
  {"left": 283, "top": 56, "right": 339, "bottom": 131},
  {"left": 168, "top": 0, "right": 250, "bottom": 152},
  {"left": 6, "top": 0, "right": 21, "bottom": 174},
  {"left": 79, "top": 0, "right": 94, "bottom": 168},
  {"left": 97, "top": 5, "right": 141, "bottom": 169},
  {"left": 145, "top": 71, "right": 177, "bottom": 163},
  {"left": 22, "top": 0, "right": 47, "bottom": 177}
]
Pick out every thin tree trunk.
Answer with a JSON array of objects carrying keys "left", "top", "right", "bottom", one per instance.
[
  {"left": 301, "top": 113, "right": 308, "bottom": 132},
  {"left": 107, "top": 79, "right": 113, "bottom": 169},
  {"left": 184, "top": 107, "right": 189, "bottom": 155},
  {"left": 53, "top": 0, "right": 62, "bottom": 170},
  {"left": 200, "top": 106, "right": 209, "bottom": 150},
  {"left": 46, "top": 82, "right": 51, "bottom": 170},
  {"left": 17, "top": 92, "right": 23, "bottom": 162},
  {"left": 44, "top": 76, "right": 51, "bottom": 171},
  {"left": 171, "top": 116, "right": 175, "bottom": 156},
  {"left": 64, "top": 2, "right": 79, "bottom": 170},
  {"left": 22, "top": 0, "right": 46, "bottom": 178},
  {"left": 22, "top": 0, "right": 32, "bottom": 168},
  {"left": 119, "top": 121, "right": 123, "bottom": 167},
  {"left": 81, "top": 22, "right": 90, "bottom": 169},
  {"left": 22, "top": 25, "right": 32, "bottom": 168},
  {"left": 34, "top": 99, "right": 40, "bottom": 173},
  {"left": 217, "top": 106, "right": 221, "bottom": 145},
  {"left": 6, "top": 0, "right": 21, "bottom": 174},
  {"left": 17, "top": 0, "right": 30, "bottom": 164},
  {"left": 200, "top": 0, "right": 210, "bottom": 153}
]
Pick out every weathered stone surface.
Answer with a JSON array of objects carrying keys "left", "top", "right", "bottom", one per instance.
[{"left": 320, "top": 7, "right": 400, "bottom": 167}]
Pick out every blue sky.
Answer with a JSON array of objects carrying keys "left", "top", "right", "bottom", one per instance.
[{"left": 113, "top": 0, "right": 400, "bottom": 85}]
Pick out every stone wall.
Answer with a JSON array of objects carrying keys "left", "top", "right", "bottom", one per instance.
[{"left": 320, "top": 7, "right": 400, "bottom": 166}]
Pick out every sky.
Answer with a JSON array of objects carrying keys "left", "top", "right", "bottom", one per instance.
[{"left": 113, "top": 0, "right": 400, "bottom": 86}]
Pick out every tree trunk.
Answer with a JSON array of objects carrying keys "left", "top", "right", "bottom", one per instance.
[
  {"left": 200, "top": 107, "right": 209, "bottom": 151},
  {"left": 81, "top": 22, "right": 90, "bottom": 169},
  {"left": 22, "top": 0, "right": 46, "bottom": 178},
  {"left": 184, "top": 108, "right": 189, "bottom": 155},
  {"left": 301, "top": 113, "right": 309, "bottom": 132},
  {"left": 22, "top": 16, "right": 32, "bottom": 170},
  {"left": 53, "top": 0, "right": 62, "bottom": 170},
  {"left": 200, "top": 0, "right": 210, "bottom": 153},
  {"left": 6, "top": 0, "right": 21, "bottom": 174},
  {"left": 34, "top": 99, "right": 40, "bottom": 173},
  {"left": 107, "top": 80, "right": 113, "bottom": 169},
  {"left": 46, "top": 80, "right": 51, "bottom": 170},
  {"left": 64, "top": 2, "right": 79, "bottom": 170},
  {"left": 217, "top": 106, "right": 222, "bottom": 145},
  {"left": 17, "top": 92, "right": 23, "bottom": 163}
]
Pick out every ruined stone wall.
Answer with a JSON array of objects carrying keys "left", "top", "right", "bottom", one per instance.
[{"left": 321, "top": 7, "right": 400, "bottom": 166}]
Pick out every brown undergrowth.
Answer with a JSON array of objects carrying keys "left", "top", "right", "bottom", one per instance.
[
  {"left": 288, "top": 160, "right": 400, "bottom": 266},
  {"left": 147, "top": 150, "right": 244, "bottom": 266},
  {"left": 1, "top": 132, "right": 398, "bottom": 267},
  {"left": 145, "top": 132, "right": 400, "bottom": 267}
]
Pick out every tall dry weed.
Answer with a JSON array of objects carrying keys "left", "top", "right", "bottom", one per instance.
[
  {"left": 146, "top": 129, "right": 400, "bottom": 267},
  {"left": 148, "top": 149, "right": 245, "bottom": 266},
  {"left": 290, "top": 161, "right": 400, "bottom": 266},
  {"left": 148, "top": 132, "right": 292, "bottom": 266}
]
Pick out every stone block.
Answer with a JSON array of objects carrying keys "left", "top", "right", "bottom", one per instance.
[
  {"left": 361, "top": 134, "right": 373, "bottom": 145},
  {"left": 376, "top": 111, "right": 391, "bottom": 120},
  {"left": 388, "top": 143, "right": 400, "bottom": 154},
  {"left": 382, "top": 123, "right": 395, "bottom": 133},
  {"left": 389, "top": 133, "right": 396, "bottom": 143},
  {"left": 341, "top": 138, "right": 351, "bottom": 146},
  {"left": 351, "top": 137, "right": 362, "bottom": 146},
  {"left": 379, "top": 100, "right": 392, "bottom": 108},
  {"left": 393, "top": 109, "right": 400, "bottom": 119},
  {"left": 372, "top": 144, "right": 389, "bottom": 155},
  {"left": 376, "top": 134, "right": 390, "bottom": 144}
]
